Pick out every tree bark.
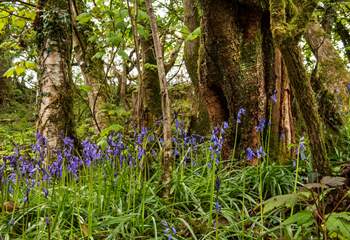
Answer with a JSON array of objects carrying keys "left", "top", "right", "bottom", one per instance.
[
  {"left": 35, "top": 0, "right": 75, "bottom": 155},
  {"left": 145, "top": 0, "right": 173, "bottom": 198},
  {"left": 335, "top": 20, "right": 350, "bottom": 63},
  {"left": 270, "top": 48, "right": 295, "bottom": 163},
  {"left": 305, "top": 21, "right": 349, "bottom": 134},
  {"left": 0, "top": 39, "right": 9, "bottom": 106},
  {"left": 140, "top": 36, "right": 162, "bottom": 126},
  {"left": 270, "top": 0, "right": 331, "bottom": 176},
  {"left": 281, "top": 42, "right": 331, "bottom": 176},
  {"left": 70, "top": 0, "right": 109, "bottom": 133},
  {"left": 183, "top": 0, "right": 210, "bottom": 135},
  {"left": 199, "top": 0, "right": 282, "bottom": 159}
]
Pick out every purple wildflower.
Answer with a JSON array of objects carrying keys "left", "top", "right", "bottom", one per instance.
[
  {"left": 246, "top": 147, "right": 255, "bottom": 161},
  {"left": 237, "top": 108, "right": 246, "bottom": 124},
  {"left": 215, "top": 200, "right": 221, "bottom": 213},
  {"left": 42, "top": 188, "right": 48, "bottom": 198},
  {"left": 255, "top": 119, "right": 267, "bottom": 132},
  {"left": 256, "top": 146, "right": 266, "bottom": 159},
  {"left": 271, "top": 90, "right": 277, "bottom": 103},
  {"left": 215, "top": 176, "right": 221, "bottom": 192}
]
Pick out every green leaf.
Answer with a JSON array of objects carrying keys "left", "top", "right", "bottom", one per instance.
[
  {"left": 15, "top": 65, "right": 25, "bottom": 75},
  {"left": 283, "top": 210, "right": 314, "bottom": 226},
  {"left": 92, "top": 51, "right": 105, "bottom": 59},
  {"left": 326, "top": 212, "right": 350, "bottom": 239},
  {"left": 137, "top": 10, "right": 149, "bottom": 21},
  {"left": 137, "top": 25, "right": 149, "bottom": 39},
  {"left": 3, "top": 67, "right": 15, "bottom": 78},
  {"left": 263, "top": 192, "right": 310, "bottom": 214},
  {"left": 79, "top": 85, "right": 93, "bottom": 93},
  {"left": 77, "top": 13, "right": 92, "bottom": 24},
  {"left": 185, "top": 27, "right": 201, "bottom": 41},
  {"left": 118, "top": 50, "right": 128, "bottom": 60},
  {"left": 106, "top": 32, "right": 122, "bottom": 45},
  {"left": 12, "top": 16, "right": 26, "bottom": 28}
]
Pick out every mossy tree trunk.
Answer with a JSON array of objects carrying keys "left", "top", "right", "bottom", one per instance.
[
  {"left": 0, "top": 37, "right": 10, "bottom": 106},
  {"left": 270, "top": 0, "right": 331, "bottom": 176},
  {"left": 183, "top": 0, "right": 210, "bottom": 135},
  {"left": 70, "top": 0, "right": 109, "bottom": 133},
  {"left": 35, "top": 0, "right": 75, "bottom": 155},
  {"left": 305, "top": 21, "right": 349, "bottom": 134},
  {"left": 140, "top": 36, "right": 162, "bottom": 126},
  {"left": 199, "top": 0, "right": 294, "bottom": 161}
]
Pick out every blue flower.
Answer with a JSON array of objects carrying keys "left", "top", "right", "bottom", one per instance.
[
  {"left": 42, "top": 188, "right": 48, "bottom": 198},
  {"left": 215, "top": 200, "right": 221, "bottom": 213},
  {"left": 271, "top": 90, "right": 277, "bottom": 103},
  {"left": 256, "top": 146, "right": 266, "bottom": 159},
  {"left": 255, "top": 119, "right": 266, "bottom": 132},
  {"left": 246, "top": 147, "right": 255, "bottom": 161},
  {"left": 215, "top": 176, "right": 221, "bottom": 192},
  {"left": 237, "top": 108, "right": 246, "bottom": 124}
]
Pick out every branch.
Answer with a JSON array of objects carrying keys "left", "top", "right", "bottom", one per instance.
[
  {"left": 0, "top": 0, "right": 36, "bottom": 8},
  {"left": 165, "top": 39, "right": 183, "bottom": 74}
]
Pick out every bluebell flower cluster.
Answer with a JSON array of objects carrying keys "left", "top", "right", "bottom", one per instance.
[
  {"left": 161, "top": 220, "right": 177, "bottom": 240},
  {"left": 246, "top": 146, "right": 266, "bottom": 161},
  {"left": 1, "top": 125, "right": 211, "bottom": 205}
]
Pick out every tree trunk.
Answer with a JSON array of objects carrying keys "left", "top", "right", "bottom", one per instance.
[
  {"left": 305, "top": 21, "right": 349, "bottom": 134},
  {"left": 145, "top": 0, "right": 173, "bottom": 198},
  {"left": 183, "top": 0, "right": 210, "bottom": 135},
  {"left": 335, "top": 20, "right": 350, "bottom": 63},
  {"left": 35, "top": 0, "right": 75, "bottom": 155},
  {"left": 0, "top": 42, "right": 9, "bottom": 106},
  {"left": 270, "top": 48, "right": 295, "bottom": 163},
  {"left": 199, "top": 0, "right": 293, "bottom": 161},
  {"left": 140, "top": 36, "right": 162, "bottom": 126},
  {"left": 270, "top": 0, "right": 331, "bottom": 176},
  {"left": 70, "top": 0, "right": 109, "bottom": 133},
  {"left": 280, "top": 42, "right": 331, "bottom": 176}
]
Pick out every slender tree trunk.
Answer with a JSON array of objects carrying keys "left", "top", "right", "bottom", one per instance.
[
  {"left": 35, "top": 0, "right": 75, "bottom": 155},
  {"left": 145, "top": 0, "right": 173, "bottom": 198},
  {"left": 183, "top": 0, "right": 210, "bottom": 135},
  {"left": 140, "top": 36, "right": 162, "bottom": 126},
  {"left": 70, "top": 0, "right": 109, "bottom": 133},
  {"left": 127, "top": 0, "right": 144, "bottom": 129},
  {"left": 119, "top": 59, "right": 128, "bottom": 108},
  {"left": 0, "top": 41, "right": 9, "bottom": 106}
]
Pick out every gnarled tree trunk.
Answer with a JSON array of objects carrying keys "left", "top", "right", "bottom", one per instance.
[{"left": 199, "top": 0, "right": 294, "bottom": 161}]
